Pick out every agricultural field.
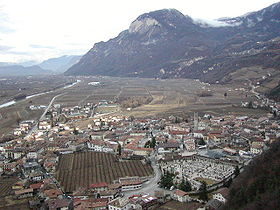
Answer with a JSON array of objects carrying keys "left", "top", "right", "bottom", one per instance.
[
  {"left": 0, "top": 178, "right": 18, "bottom": 198},
  {"left": 56, "top": 151, "right": 153, "bottom": 193},
  {"left": 0, "top": 75, "right": 74, "bottom": 104},
  {"left": 0, "top": 75, "right": 265, "bottom": 139}
]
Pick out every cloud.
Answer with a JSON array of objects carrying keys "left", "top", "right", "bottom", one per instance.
[
  {"left": 0, "top": 8, "right": 15, "bottom": 33},
  {"left": 29, "top": 44, "right": 56, "bottom": 49},
  {"left": 0, "top": 45, "right": 13, "bottom": 51},
  {"left": 0, "top": 25, "right": 14, "bottom": 33},
  {"left": 193, "top": 18, "right": 234, "bottom": 27},
  {"left": 0, "top": 0, "right": 279, "bottom": 63}
]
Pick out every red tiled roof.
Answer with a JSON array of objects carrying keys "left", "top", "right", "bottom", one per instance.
[
  {"left": 90, "top": 182, "right": 108, "bottom": 189},
  {"left": 44, "top": 189, "right": 63, "bottom": 198},
  {"left": 174, "top": 189, "right": 188, "bottom": 197},
  {"left": 30, "top": 182, "right": 43, "bottom": 190},
  {"left": 216, "top": 187, "right": 229, "bottom": 198},
  {"left": 74, "top": 198, "right": 108, "bottom": 209},
  {"left": 15, "top": 188, "right": 33, "bottom": 195},
  {"left": 46, "top": 198, "right": 71, "bottom": 209}
]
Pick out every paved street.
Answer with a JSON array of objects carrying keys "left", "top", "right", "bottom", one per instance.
[{"left": 124, "top": 154, "right": 162, "bottom": 197}]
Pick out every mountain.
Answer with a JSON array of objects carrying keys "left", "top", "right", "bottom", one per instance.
[
  {"left": 0, "top": 65, "right": 52, "bottom": 76},
  {"left": 268, "top": 83, "right": 280, "bottom": 101},
  {"left": 39, "top": 55, "right": 82, "bottom": 73},
  {"left": 65, "top": 3, "right": 280, "bottom": 86},
  {"left": 0, "top": 62, "right": 14, "bottom": 67},
  {"left": 223, "top": 140, "right": 280, "bottom": 209}
]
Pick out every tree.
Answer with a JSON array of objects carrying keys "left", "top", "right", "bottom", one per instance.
[
  {"left": 150, "top": 137, "right": 156, "bottom": 148},
  {"left": 128, "top": 115, "right": 135, "bottom": 122},
  {"left": 234, "top": 166, "right": 240, "bottom": 177},
  {"left": 117, "top": 143, "right": 122, "bottom": 156},
  {"left": 198, "top": 181, "right": 208, "bottom": 201},
  {"left": 248, "top": 101, "right": 253, "bottom": 109},
  {"left": 16, "top": 117, "right": 21, "bottom": 125},
  {"left": 159, "top": 171, "right": 175, "bottom": 189},
  {"left": 179, "top": 178, "right": 192, "bottom": 192},
  {"left": 224, "top": 92, "right": 228, "bottom": 98},
  {"left": 224, "top": 177, "right": 233, "bottom": 188},
  {"left": 144, "top": 140, "right": 151, "bottom": 148},
  {"left": 198, "top": 138, "right": 206, "bottom": 145},
  {"left": 73, "top": 127, "right": 79, "bottom": 135},
  {"left": 273, "top": 110, "right": 277, "bottom": 118}
]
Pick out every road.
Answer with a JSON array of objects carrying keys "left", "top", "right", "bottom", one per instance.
[
  {"left": 247, "top": 79, "right": 258, "bottom": 97},
  {"left": 39, "top": 93, "right": 64, "bottom": 121},
  {"left": 124, "top": 154, "right": 162, "bottom": 197},
  {"left": 26, "top": 93, "right": 64, "bottom": 138}
]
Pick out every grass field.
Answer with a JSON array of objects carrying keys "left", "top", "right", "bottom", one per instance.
[{"left": 56, "top": 151, "right": 153, "bottom": 193}]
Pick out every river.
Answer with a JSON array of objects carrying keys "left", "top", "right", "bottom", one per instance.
[{"left": 0, "top": 80, "right": 80, "bottom": 109}]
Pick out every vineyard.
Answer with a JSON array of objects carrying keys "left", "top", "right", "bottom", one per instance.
[
  {"left": 56, "top": 151, "right": 153, "bottom": 193},
  {"left": 0, "top": 178, "right": 18, "bottom": 197}
]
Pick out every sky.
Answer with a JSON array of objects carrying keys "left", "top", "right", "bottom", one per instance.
[{"left": 0, "top": 0, "right": 279, "bottom": 63}]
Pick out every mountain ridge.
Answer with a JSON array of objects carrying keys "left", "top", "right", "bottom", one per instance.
[
  {"left": 65, "top": 3, "right": 280, "bottom": 87},
  {"left": 39, "top": 55, "right": 82, "bottom": 73},
  {"left": 0, "top": 65, "right": 52, "bottom": 76}
]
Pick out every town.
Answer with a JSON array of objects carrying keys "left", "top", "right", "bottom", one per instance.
[{"left": 0, "top": 89, "right": 279, "bottom": 210}]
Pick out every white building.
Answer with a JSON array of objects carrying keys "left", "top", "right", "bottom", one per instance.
[
  {"left": 108, "top": 198, "right": 131, "bottom": 210},
  {"left": 213, "top": 188, "right": 229, "bottom": 203}
]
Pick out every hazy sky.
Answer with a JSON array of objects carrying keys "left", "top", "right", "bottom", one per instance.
[{"left": 0, "top": 0, "right": 279, "bottom": 63}]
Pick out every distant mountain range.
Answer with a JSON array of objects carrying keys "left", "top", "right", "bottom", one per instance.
[
  {"left": 0, "top": 55, "right": 81, "bottom": 76},
  {"left": 0, "top": 65, "right": 51, "bottom": 76},
  {"left": 65, "top": 3, "right": 280, "bottom": 85},
  {"left": 38, "top": 55, "right": 82, "bottom": 73}
]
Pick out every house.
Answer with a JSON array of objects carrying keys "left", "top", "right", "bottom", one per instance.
[
  {"left": 30, "top": 182, "right": 44, "bottom": 193},
  {"left": 27, "top": 151, "right": 38, "bottom": 160},
  {"left": 157, "top": 142, "right": 181, "bottom": 154},
  {"left": 22, "top": 162, "right": 41, "bottom": 174},
  {"left": 12, "top": 181, "right": 25, "bottom": 190},
  {"left": 4, "top": 148, "right": 24, "bottom": 160},
  {"left": 99, "top": 190, "right": 119, "bottom": 201},
  {"left": 19, "top": 120, "right": 34, "bottom": 132},
  {"left": 74, "top": 198, "right": 108, "bottom": 210},
  {"left": 108, "top": 198, "right": 131, "bottom": 210},
  {"left": 43, "top": 188, "right": 63, "bottom": 199},
  {"left": 128, "top": 147, "right": 153, "bottom": 157},
  {"left": 250, "top": 142, "right": 264, "bottom": 155},
  {"left": 15, "top": 188, "right": 34, "bottom": 199},
  {"left": 205, "top": 199, "right": 223, "bottom": 210},
  {"left": 120, "top": 180, "right": 142, "bottom": 191},
  {"left": 184, "top": 139, "right": 196, "bottom": 151},
  {"left": 39, "top": 120, "right": 52, "bottom": 130},
  {"left": 45, "top": 198, "right": 73, "bottom": 210},
  {"left": 90, "top": 182, "right": 108, "bottom": 192},
  {"left": 14, "top": 128, "right": 23, "bottom": 136},
  {"left": 129, "top": 194, "right": 158, "bottom": 209},
  {"left": 172, "top": 189, "right": 190, "bottom": 202},
  {"left": 154, "top": 190, "right": 166, "bottom": 203},
  {"left": 213, "top": 187, "right": 229, "bottom": 203},
  {"left": 29, "top": 171, "right": 44, "bottom": 181},
  {"left": 108, "top": 183, "right": 122, "bottom": 192},
  {"left": 86, "top": 140, "right": 115, "bottom": 153}
]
